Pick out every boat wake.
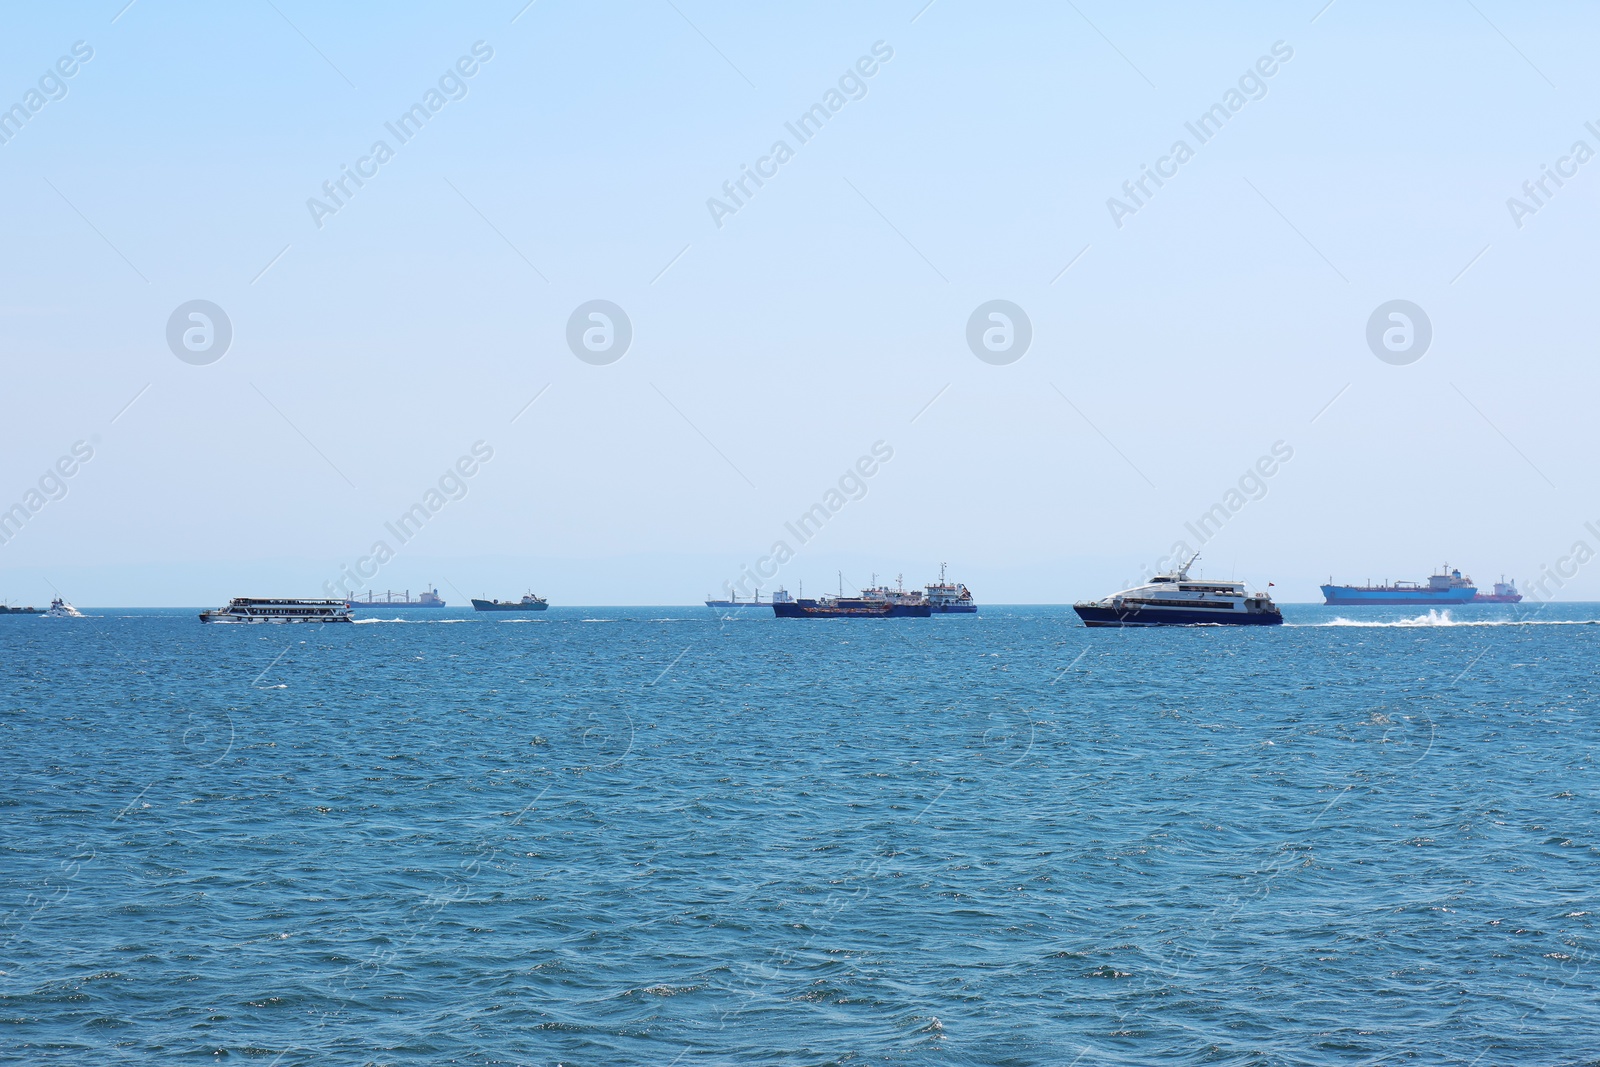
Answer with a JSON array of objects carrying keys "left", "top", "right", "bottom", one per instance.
[
  {"left": 1298, "top": 610, "right": 1598, "bottom": 628},
  {"left": 352, "top": 617, "right": 472, "bottom": 624}
]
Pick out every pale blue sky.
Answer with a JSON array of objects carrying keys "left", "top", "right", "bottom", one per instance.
[{"left": 1, "top": 0, "right": 1596, "bottom": 605}]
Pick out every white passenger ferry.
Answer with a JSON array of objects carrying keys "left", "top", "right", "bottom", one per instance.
[
  {"left": 1074, "top": 556, "right": 1281, "bottom": 627},
  {"left": 199, "top": 597, "right": 354, "bottom": 624}
]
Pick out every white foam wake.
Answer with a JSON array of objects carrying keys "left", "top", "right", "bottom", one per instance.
[{"left": 1296, "top": 609, "right": 1597, "bottom": 628}]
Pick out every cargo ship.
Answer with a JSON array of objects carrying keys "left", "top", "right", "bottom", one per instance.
[
  {"left": 1473, "top": 578, "right": 1522, "bottom": 603},
  {"left": 471, "top": 592, "right": 548, "bottom": 612},
  {"left": 0, "top": 602, "right": 39, "bottom": 615},
  {"left": 861, "top": 574, "right": 925, "bottom": 609},
  {"left": 923, "top": 563, "right": 977, "bottom": 613},
  {"left": 858, "top": 566, "right": 977, "bottom": 614},
  {"left": 347, "top": 587, "right": 445, "bottom": 609},
  {"left": 1074, "top": 555, "right": 1281, "bottom": 627},
  {"left": 705, "top": 589, "right": 789, "bottom": 608},
  {"left": 1321, "top": 565, "right": 1476, "bottom": 606},
  {"left": 773, "top": 593, "right": 930, "bottom": 618}
]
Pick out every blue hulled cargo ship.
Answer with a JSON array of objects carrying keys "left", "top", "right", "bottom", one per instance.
[
  {"left": 1321, "top": 565, "right": 1476, "bottom": 606},
  {"left": 773, "top": 594, "right": 930, "bottom": 618}
]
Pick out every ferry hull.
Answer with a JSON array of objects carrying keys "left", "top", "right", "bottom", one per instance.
[
  {"left": 1074, "top": 604, "right": 1282, "bottom": 627},
  {"left": 1320, "top": 585, "right": 1476, "bottom": 606}
]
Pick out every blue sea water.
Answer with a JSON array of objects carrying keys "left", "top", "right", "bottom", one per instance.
[{"left": 3, "top": 603, "right": 1599, "bottom": 1065}]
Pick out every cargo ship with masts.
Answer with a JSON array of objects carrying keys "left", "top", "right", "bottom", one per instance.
[
  {"left": 859, "top": 565, "right": 977, "bottom": 614},
  {"left": 705, "top": 589, "right": 785, "bottom": 609},
  {"left": 347, "top": 587, "right": 445, "bottom": 609},
  {"left": 922, "top": 563, "right": 976, "bottom": 613},
  {"left": 773, "top": 574, "right": 930, "bottom": 618}
]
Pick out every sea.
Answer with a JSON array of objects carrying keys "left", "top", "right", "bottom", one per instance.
[{"left": 3, "top": 603, "right": 1599, "bottom": 1065}]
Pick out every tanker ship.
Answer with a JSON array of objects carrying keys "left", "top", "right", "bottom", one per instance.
[
  {"left": 1321, "top": 565, "right": 1476, "bottom": 606},
  {"left": 1473, "top": 578, "right": 1522, "bottom": 603}
]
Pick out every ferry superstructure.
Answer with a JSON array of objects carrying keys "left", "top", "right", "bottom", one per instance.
[
  {"left": 199, "top": 597, "right": 353, "bottom": 623},
  {"left": 1074, "top": 557, "right": 1281, "bottom": 627}
]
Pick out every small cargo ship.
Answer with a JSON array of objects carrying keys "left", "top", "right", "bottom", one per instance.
[
  {"left": 1075, "top": 556, "right": 1281, "bottom": 627},
  {"left": 471, "top": 592, "right": 548, "bottom": 612},
  {"left": 0, "top": 602, "right": 39, "bottom": 615},
  {"left": 1321, "top": 565, "right": 1476, "bottom": 606},
  {"left": 199, "top": 597, "right": 353, "bottom": 623},
  {"left": 705, "top": 589, "right": 789, "bottom": 608},
  {"left": 858, "top": 566, "right": 977, "bottom": 614},
  {"left": 1473, "top": 577, "right": 1522, "bottom": 604},
  {"left": 923, "top": 563, "right": 977, "bottom": 613},
  {"left": 348, "top": 587, "right": 445, "bottom": 609},
  {"left": 773, "top": 593, "right": 930, "bottom": 618},
  {"left": 861, "top": 574, "right": 925, "bottom": 609}
]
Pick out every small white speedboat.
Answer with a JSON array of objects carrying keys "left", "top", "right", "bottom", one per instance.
[{"left": 43, "top": 598, "right": 85, "bottom": 618}]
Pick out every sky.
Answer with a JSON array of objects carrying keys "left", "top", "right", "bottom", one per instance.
[{"left": 1, "top": 0, "right": 1597, "bottom": 606}]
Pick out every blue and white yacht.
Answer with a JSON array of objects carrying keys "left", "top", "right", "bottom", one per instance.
[{"left": 1074, "top": 556, "right": 1281, "bottom": 627}]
